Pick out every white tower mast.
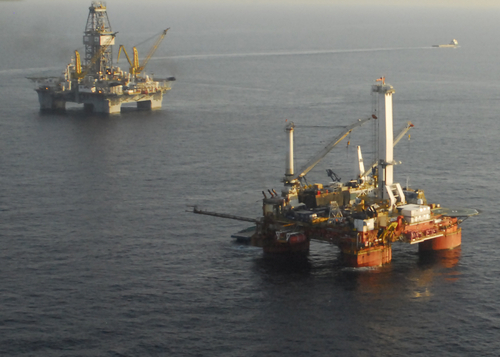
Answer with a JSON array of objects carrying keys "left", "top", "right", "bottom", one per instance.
[
  {"left": 372, "top": 77, "right": 395, "bottom": 199},
  {"left": 284, "top": 122, "right": 295, "bottom": 183}
]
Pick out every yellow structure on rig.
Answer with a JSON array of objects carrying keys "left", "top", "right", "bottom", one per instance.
[{"left": 117, "top": 29, "right": 169, "bottom": 76}]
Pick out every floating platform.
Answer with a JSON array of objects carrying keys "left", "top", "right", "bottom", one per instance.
[
  {"left": 33, "top": 76, "right": 174, "bottom": 114},
  {"left": 29, "top": 1, "right": 174, "bottom": 114},
  {"left": 193, "top": 78, "right": 477, "bottom": 268}
]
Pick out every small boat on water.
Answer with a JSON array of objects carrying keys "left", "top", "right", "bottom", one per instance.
[{"left": 432, "top": 39, "right": 458, "bottom": 48}]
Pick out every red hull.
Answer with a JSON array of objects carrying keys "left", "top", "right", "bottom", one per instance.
[
  {"left": 263, "top": 240, "right": 310, "bottom": 255},
  {"left": 419, "top": 227, "right": 461, "bottom": 251},
  {"left": 341, "top": 246, "right": 392, "bottom": 267}
]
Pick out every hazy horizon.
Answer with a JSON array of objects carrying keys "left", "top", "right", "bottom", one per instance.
[{"left": 4, "top": 0, "right": 500, "bottom": 8}]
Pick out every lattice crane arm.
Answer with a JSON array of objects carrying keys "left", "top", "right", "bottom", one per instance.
[
  {"left": 393, "top": 121, "right": 414, "bottom": 146},
  {"left": 293, "top": 117, "right": 373, "bottom": 181},
  {"left": 361, "top": 121, "right": 414, "bottom": 177},
  {"left": 137, "top": 28, "right": 169, "bottom": 74}
]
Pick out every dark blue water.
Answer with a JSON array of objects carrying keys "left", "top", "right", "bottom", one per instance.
[{"left": 0, "top": 1, "right": 499, "bottom": 356}]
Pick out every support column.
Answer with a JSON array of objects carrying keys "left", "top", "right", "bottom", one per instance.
[
  {"left": 137, "top": 92, "right": 163, "bottom": 110},
  {"left": 91, "top": 98, "right": 121, "bottom": 114},
  {"left": 419, "top": 226, "right": 462, "bottom": 251},
  {"left": 37, "top": 91, "right": 66, "bottom": 112},
  {"left": 342, "top": 245, "right": 392, "bottom": 267},
  {"left": 106, "top": 100, "right": 122, "bottom": 114},
  {"left": 52, "top": 99, "right": 66, "bottom": 111},
  {"left": 284, "top": 122, "right": 295, "bottom": 182}
]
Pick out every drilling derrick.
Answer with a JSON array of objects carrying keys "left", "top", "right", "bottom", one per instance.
[
  {"left": 28, "top": 1, "right": 175, "bottom": 114},
  {"left": 83, "top": 2, "right": 115, "bottom": 78}
]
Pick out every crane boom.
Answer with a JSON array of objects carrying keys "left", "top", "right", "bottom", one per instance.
[
  {"left": 294, "top": 117, "right": 372, "bottom": 181},
  {"left": 361, "top": 121, "right": 414, "bottom": 177},
  {"left": 393, "top": 121, "right": 414, "bottom": 146},
  {"left": 117, "top": 45, "right": 139, "bottom": 74},
  {"left": 116, "top": 29, "right": 169, "bottom": 76},
  {"left": 137, "top": 28, "right": 169, "bottom": 74},
  {"left": 117, "top": 45, "right": 133, "bottom": 66}
]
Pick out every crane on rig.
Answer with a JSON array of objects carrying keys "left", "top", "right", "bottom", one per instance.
[
  {"left": 117, "top": 28, "right": 169, "bottom": 76},
  {"left": 284, "top": 119, "right": 415, "bottom": 186},
  {"left": 361, "top": 121, "right": 414, "bottom": 178},
  {"left": 29, "top": 2, "right": 175, "bottom": 114},
  {"left": 283, "top": 118, "right": 372, "bottom": 185},
  {"left": 116, "top": 46, "right": 139, "bottom": 75}
]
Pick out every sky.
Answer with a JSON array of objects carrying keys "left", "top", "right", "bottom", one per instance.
[
  {"left": 3, "top": 0, "right": 500, "bottom": 7},
  {"left": 233, "top": 0, "right": 500, "bottom": 6},
  {"left": 122, "top": 0, "right": 500, "bottom": 7},
  {"left": 209, "top": 0, "right": 500, "bottom": 5}
]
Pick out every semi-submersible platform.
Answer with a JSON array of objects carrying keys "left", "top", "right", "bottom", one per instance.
[
  {"left": 194, "top": 78, "right": 477, "bottom": 267},
  {"left": 29, "top": 1, "right": 175, "bottom": 114}
]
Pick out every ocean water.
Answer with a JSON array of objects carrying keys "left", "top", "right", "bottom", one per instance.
[{"left": 0, "top": 1, "right": 499, "bottom": 356}]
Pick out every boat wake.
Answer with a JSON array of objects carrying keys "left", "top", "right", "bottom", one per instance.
[
  {"left": 0, "top": 66, "right": 60, "bottom": 76},
  {"left": 155, "top": 46, "right": 431, "bottom": 61}
]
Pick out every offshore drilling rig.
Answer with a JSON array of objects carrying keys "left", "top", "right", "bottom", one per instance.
[
  {"left": 193, "top": 78, "right": 478, "bottom": 267},
  {"left": 29, "top": 2, "right": 175, "bottom": 114}
]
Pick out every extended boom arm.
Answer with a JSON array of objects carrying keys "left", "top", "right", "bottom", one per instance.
[
  {"left": 137, "top": 28, "right": 169, "bottom": 74},
  {"left": 393, "top": 121, "right": 414, "bottom": 146},
  {"left": 116, "top": 29, "right": 169, "bottom": 76},
  {"left": 361, "top": 121, "right": 414, "bottom": 177},
  {"left": 293, "top": 117, "right": 372, "bottom": 181}
]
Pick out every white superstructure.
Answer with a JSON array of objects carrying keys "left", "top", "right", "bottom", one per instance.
[{"left": 372, "top": 78, "right": 394, "bottom": 198}]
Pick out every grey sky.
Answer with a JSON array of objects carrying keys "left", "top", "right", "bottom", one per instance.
[
  {"left": 12, "top": 0, "right": 500, "bottom": 6},
  {"left": 159, "top": 0, "right": 500, "bottom": 7}
]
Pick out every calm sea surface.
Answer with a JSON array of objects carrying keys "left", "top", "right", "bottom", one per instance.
[{"left": 0, "top": 1, "right": 499, "bottom": 356}]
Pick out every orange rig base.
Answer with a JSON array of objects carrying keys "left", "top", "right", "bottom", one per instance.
[
  {"left": 341, "top": 245, "right": 393, "bottom": 268},
  {"left": 419, "top": 227, "right": 462, "bottom": 252}
]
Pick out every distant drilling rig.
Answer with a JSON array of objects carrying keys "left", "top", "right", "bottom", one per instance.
[{"left": 29, "top": 1, "right": 175, "bottom": 114}]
